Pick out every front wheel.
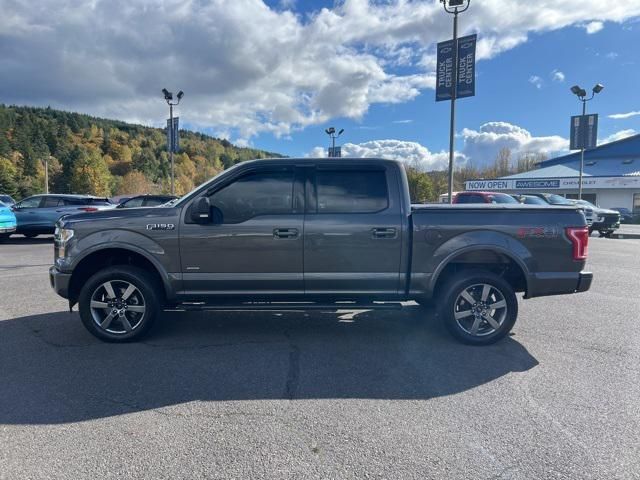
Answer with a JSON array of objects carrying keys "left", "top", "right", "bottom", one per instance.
[
  {"left": 78, "top": 266, "right": 161, "bottom": 342},
  {"left": 439, "top": 270, "right": 518, "bottom": 345}
]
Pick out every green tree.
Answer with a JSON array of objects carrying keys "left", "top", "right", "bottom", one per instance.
[
  {"left": 0, "top": 157, "right": 18, "bottom": 197},
  {"left": 69, "top": 147, "right": 112, "bottom": 196}
]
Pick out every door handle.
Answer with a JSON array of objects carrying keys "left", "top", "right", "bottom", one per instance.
[
  {"left": 372, "top": 227, "right": 397, "bottom": 239},
  {"left": 273, "top": 228, "right": 299, "bottom": 239}
]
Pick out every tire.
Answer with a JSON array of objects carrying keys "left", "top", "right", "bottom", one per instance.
[
  {"left": 78, "top": 265, "right": 161, "bottom": 342},
  {"left": 588, "top": 227, "right": 594, "bottom": 236},
  {"left": 0, "top": 233, "right": 9, "bottom": 243},
  {"left": 438, "top": 269, "right": 518, "bottom": 346}
]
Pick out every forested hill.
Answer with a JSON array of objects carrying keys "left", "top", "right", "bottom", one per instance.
[{"left": 0, "top": 104, "right": 283, "bottom": 199}]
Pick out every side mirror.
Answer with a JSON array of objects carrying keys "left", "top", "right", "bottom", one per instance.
[{"left": 190, "top": 197, "right": 211, "bottom": 223}]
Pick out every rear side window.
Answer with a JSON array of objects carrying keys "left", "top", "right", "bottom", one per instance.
[
  {"left": 42, "top": 197, "right": 63, "bottom": 207},
  {"left": 144, "top": 198, "right": 166, "bottom": 207},
  {"left": 315, "top": 170, "right": 388, "bottom": 213},
  {"left": 456, "top": 194, "right": 485, "bottom": 204},
  {"left": 208, "top": 170, "right": 294, "bottom": 224}
]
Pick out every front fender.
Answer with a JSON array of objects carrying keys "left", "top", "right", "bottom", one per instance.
[{"left": 62, "top": 229, "right": 178, "bottom": 300}]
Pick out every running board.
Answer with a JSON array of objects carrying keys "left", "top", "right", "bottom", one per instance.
[{"left": 167, "top": 301, "right": 404, "bottom": 312}]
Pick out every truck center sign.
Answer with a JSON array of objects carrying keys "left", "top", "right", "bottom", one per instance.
[{"left": 465, "top": 176, "right": 640, "bottom": 191}]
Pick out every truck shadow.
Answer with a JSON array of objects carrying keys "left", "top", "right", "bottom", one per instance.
[{"left": 0, "top": 307, "right": 538, "bottom": 425}]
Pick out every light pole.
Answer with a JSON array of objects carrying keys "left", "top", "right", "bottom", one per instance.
[
  {"left": 162, "top": 88, "right": 184, "bottom": 195},
  {"left": 43, "top": 156, "right": 49, "bottom": 194},
  {"left": 440, "top": 0, "right": 471, "bottom": 204},
  {"left": 325, "top": 127, "right": 344, "bottom": 157},
  {"left": 570, "top": 83, "right": 603, "bottom": 199}
]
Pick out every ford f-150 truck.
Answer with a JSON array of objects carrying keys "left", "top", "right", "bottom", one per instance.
[{"left": 49, "top": 158, "right": 592, "bottom": 345}]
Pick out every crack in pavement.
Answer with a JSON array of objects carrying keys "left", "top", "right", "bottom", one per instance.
[{"left": 282, "top": 329, "right": 301, "bottom": 400}]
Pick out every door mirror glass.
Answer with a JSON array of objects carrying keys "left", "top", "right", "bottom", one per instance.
[{"left": 191, "top": 197, "right": 211, "bottom": 223}]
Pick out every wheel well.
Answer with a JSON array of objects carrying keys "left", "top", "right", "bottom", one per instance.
[
  {"left": 433, "top": 250, "right": 527, "bottom": 297},
  {"left": 68, "top": 248, "right": 166, "bottom": 304}
]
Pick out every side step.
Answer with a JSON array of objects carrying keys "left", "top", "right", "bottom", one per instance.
[{"left": 167, "top": 301, "right": 404, "bottom": 312}]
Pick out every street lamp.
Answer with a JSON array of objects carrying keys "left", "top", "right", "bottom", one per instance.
[
  {"left": 162, "top": 88, "right": 184, "bottom": 195},
  {"left": 440, "top": 0, "right": 471, "bottom": 204},
  {"left": 570, "top": 83, "right": 604, "bottom": 200},
  {"left": 325, "top": 127, "right": 344, "bottom": 157}
]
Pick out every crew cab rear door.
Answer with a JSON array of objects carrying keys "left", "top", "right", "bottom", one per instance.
[{"left": 303, "top": 164, "right": 403, "bottom": 295}]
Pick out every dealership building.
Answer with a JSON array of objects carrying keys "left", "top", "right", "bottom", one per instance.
[{"left": 464, "top": 133, "right": 640, "bottom": 212}]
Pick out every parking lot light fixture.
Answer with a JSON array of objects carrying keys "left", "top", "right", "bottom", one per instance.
[
  {"left": 325, "top": 127, "right": 344, "bottom": 157},
  {"left": 162, "top": 88, "right": 184, "bottom": 195},
  {"left": 570, "top": 83, "right": 604, "bottom": 199}
]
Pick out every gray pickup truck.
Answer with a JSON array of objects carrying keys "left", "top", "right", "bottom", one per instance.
[{"left": 49, "top": 158, "right": 592, "bottom": 345}]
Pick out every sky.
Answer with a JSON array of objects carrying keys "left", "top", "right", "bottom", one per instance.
[{"left": 1, "top": 0, "right": 639, "bottom": 170}]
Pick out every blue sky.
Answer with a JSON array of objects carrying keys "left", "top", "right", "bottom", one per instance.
[
  {"left": 248, "top": 12, "right": 640, "bottom": 163},
  {"left": 2, "top": 0, "right": 639, "bottom": 169}
]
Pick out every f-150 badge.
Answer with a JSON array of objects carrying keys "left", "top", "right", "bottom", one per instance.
[{"left": 146, "top": 223, "right": 175, "bottom": 230}]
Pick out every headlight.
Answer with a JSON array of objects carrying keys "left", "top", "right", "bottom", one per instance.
[{"left": 55, "top": 227, "right": 74, "bottom": 244}]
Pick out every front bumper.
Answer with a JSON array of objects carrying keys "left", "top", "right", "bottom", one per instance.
[
  {"left": 49, "top": 266, "right": 72, "bottom": 299},
  {"left": 0, "top": 225, "right": 16, "bottom": 233}
]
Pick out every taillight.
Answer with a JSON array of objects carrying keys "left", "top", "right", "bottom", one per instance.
[
  {"left": 78, "top": 207, "right": 98, "bottom": 212},
  {"left": 565, "top": 226, "right": 589, "bottom": 261}
]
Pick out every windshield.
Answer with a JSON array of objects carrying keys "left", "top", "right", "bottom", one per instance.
[
  {"left": 544, "top": 194, "right": 574, "bottom": 205},
  {"left": 576, "top": 199, "right": 597, "bottom": 208},
  {"left": 523, "top": 196, "right": 547, "bottom": 205},
  {"left": 489, "top": 194, "right": 519, "bottom": 204}
]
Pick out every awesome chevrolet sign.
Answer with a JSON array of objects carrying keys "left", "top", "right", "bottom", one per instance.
[{"left": 465, "top": 176, "right": 640, "bottom": 191}]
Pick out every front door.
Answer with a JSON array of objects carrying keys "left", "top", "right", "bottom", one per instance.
[
  {"left": 179, "top": 166, "right": 304, "bottom": 297},
  {"left": 303, "top": 165, "right": 403, "bottom": 296}
]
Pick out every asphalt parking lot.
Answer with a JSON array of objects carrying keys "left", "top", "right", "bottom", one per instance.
[{"left": 1, "top": 236, "right": 639, "bottom": 479}]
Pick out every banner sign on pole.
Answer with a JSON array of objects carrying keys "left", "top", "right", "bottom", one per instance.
[
  {"left": 570, "top": 114, "right": 598, "bottom": 150},
  {"left": 328, "top": 146, "right": 341, "bottom": 158},
  {"left": 436, "top": 34, "right": 477, "bottom": 102},
  {"left": 166, "top": 117, "right": 180, "bottom": 152}
]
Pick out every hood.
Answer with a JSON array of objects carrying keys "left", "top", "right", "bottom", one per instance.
[
  {"left": 60, "top": 206, "right": 178, "bottom": 227},
  {"left": 0, "top": 204, "right": 16, "bottom": 218}
]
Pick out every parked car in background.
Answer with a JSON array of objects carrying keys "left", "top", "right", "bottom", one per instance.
[
  {"left": 512, "top": 194, "right": 549, "bottom": 206},
  {"left": 527, "top": 193, "right": 594, "bottom": 228},
  {"left": 12, "top": 194, "right": 113, "bottom": 238},
  {"left": 0, "top": 201, "right": 17, "bottom": 242},
  {"left": 573, "top": 200, "right": 621, "bottom": 237},
  {"left": 611, "top": 207, "right": 635, "bottom": 223},
  {"left": 117, "top": 194, "right": 178, "bottom": 208},
  {"left": 453, "top": 191, "right": 520, "bottom": 204},
  {"left": 0, "top": 194, "right": 16, "bottom": 206}
]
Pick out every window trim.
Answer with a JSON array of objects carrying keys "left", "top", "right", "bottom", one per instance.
[{"left": 309, "top": 167, "right": 390, "bottom": 215}]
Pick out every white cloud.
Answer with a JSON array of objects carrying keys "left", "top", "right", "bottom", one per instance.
[
  {"left": 601, "top": 129, "right": 636, "bottom": 143},
  {"left": 1, "top": 1, "right": 639, "bottom": 138},
  {"left": 605, "top": 52, "right": 619, "bottom": 60},
  {"left": 608, "top": 111, "right": 640, "bottom": 120},
  {"left": 583, "top": 21, "right": 604, "bottom": 34},
  {"left": 529, "top": 75, "right": 543, "bottom": 89},
  {"left": 460, "top": 122, "right": 568, "bottom": 166},
  {"left": 392, "top": 119, "right": 413, "bottom": 124},
  {"left": 551, "top": 69, "right": 566, "bottom": 82},
  {"left": 309, "top": 139, "right": 459, "bottom": 171}
]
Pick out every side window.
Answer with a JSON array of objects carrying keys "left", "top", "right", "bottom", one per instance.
[
  {"left": 315, "top": 170, "right": 388, "bottom": 213},
  {"left": 208, "top": 170, "right": 294, "bottom": 224},
  {"left": 144, "top": 198, "right": 165, "bottom": 206},
  {"left": 456, "top": 194, "right": 483, "bottom": 204},
  {"left": 42, "top": 197, "right": 62, "bottom": 207},
  {"left": 19, "top": 197, "right": 43, "bottom": 208},
  {"left": 123, "top": 197, "right": 145, "bottom": 208}
]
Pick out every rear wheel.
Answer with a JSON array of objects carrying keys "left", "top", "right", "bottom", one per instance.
[
  {"left": 439, "top": 270, "right": 518, "bottom": 345},
  {"left": 78, "top": 266, "right": 161, "bottom": 342}
]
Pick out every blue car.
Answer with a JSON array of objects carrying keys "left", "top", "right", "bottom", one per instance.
[
  {"left": 0, "top": 201, "right": 17, "bottom": 242},
  {"left": 12, "top": 194, "right": 113, "bottom": 238}
]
